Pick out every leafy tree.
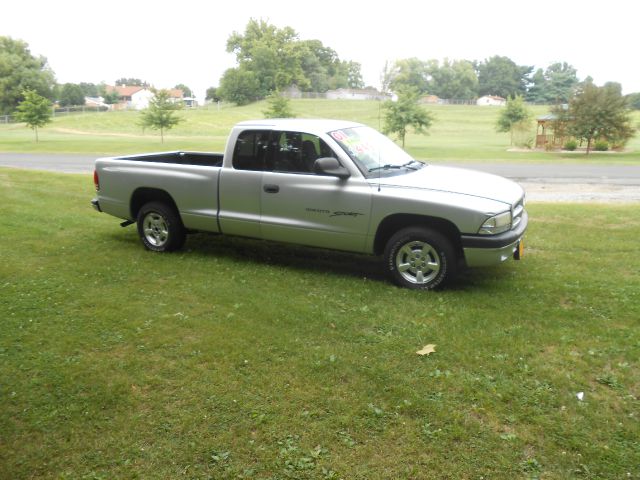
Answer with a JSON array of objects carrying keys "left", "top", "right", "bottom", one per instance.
[
  {"left": 496, "top": 95, "right": 532, "bottom": 145},
  {"left": 626, "top": 92, "right": 640, "bottom": 110},
  {"left": 527, "top": 62, "right": 578, "bottom": 103},
  {"left": 218, "top": 68, "right": 260, "bottom": 106},
  {"left": 220, "top": 19, "right": 362, "bottom": 103},
  {"left": 115, "top": 78, "right": 147, "bottom": 87},
  {"left": 14, "top": 88, "right": 52, "bottom": 142},
  {"left": 383, "top": 89, "right": 434, "bottom": 148},
  {"left": 556, "top": 81, "right": 635, "bottom": 153},
  {"left": 138, "top": 89, "right": 183, "bottom": 143},
  {"left": 98, "top": 84, "right": 119, "bottom": 104},
  {"left": 477, "top": 55, "right": 532, "bottom": 98},
  {"left": 205, "top": 87, "right": 220, "bottom": 102},
  {"left": 174, "top": 84, "right": 193, "bottom": 97},
  {"left": 386, "top": 58, "right": 430, "bottom": 95},
  {"left": 346, "top": 61, "right": 365, "bottom": 89},
  {"left": 427, "top": 58, "right": 478, "bottom": 99},
  {"left": 79, "top": 82, "right": 99, "bottom": 97},
  {"left": 262, "top": 91, "right": 295, "bottom": 118},
  {"left": 59, "top": 83, "right": 86, "bottom": 107},
  {"left": 0, "top": 36, "right": 56, "bottom": 115}
]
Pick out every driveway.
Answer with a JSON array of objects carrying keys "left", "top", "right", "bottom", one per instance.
[{"left": 1, "top": 153, "right": 639, "bottom": 202}]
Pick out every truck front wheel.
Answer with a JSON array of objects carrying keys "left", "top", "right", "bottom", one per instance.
[
  {"left": 384, "top": 227, "right": 456, "bottom": 290},
  {"left": 137, "top": 202, "right": 185, "bottom": 252}
]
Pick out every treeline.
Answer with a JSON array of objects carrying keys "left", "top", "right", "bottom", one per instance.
[
  {"left": 215, "top": 19, "right": 364, "bottom": 105},
  {"left": 382, "top": 57, "right": 606, "bottom": 105},
  {"left": 0, "top": 37, "right": 194, "bottom": 114}
]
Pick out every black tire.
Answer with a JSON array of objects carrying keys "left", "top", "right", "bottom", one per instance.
[
  {"left": 136, "top": 201, "right": 186, "bottom": 252},
  {"left": 384, "top": 227, "right": 457, "bottom": 290}
]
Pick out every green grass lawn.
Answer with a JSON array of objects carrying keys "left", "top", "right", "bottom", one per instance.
[
  {"left": 1, "top": 169, "right": 638, "bottom": 479},
  {"left": 1, "top": 100, "right": 639, "bottom": 164}
]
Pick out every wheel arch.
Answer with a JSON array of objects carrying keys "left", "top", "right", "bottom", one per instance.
[
  {"left": 130, "top": 188, "right": 180, "bottom": 220},
  {"left": 373, "top": 213, "right": 463, "bottom": 257}
]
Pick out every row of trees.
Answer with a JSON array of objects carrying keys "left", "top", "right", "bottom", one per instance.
[
  {"left": 217, "top": 19, "right": 364, "bottom": 105},
  {"left": 381, "top": 56, "right": 582, "bottom": 103},
  {"left": 0, "top": 36, "right": 195, "bottom": 112},
  {"left": 494, "top": 81, "right": 635, "bottom": 154}
]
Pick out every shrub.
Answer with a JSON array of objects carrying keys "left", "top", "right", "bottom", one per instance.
[
  {"left": 564, "top": 139, "right": 578, "bottom": 151},
  {"left": 594, "top": 140, "right": 609, "bottom": 151}
]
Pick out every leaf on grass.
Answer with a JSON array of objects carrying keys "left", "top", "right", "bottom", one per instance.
[{"left": 416, "top": 344, "right": 436, "bottom": 356}]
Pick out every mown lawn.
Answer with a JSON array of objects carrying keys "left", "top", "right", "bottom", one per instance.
[
  {"left": 1, "top": 100, "right": 639, "bottom": 164},
  {"left": 0, "top": 169, "right": 638, "bottom": 479}
]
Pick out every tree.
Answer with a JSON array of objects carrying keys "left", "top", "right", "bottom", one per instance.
[
  {"left": 59, "top": 83, "right": 85, "bottom": 107},
  {"left": 477, "top": 56, "right": 532, "bottom": 98},
  {"left": 262, "top": 91, "right": 295, "bottom": 118},
  {"left": 78, "top": 82, "right": 99, "bottom": 97},
  {"left": 526, "top": 62, "right": 578, "bottom": 104},
  {"left": 0, "top": 36, "right": 56, "bottom": 115},
  {"left": 386, "top": 58, "right": 430, "bottom": 95},
  {"left": 205, "top": 87, "right": 220, "bottom": 102},
  {"left": 174, "top": 84, "right": 193, "bottom": 98},
  {"left": 218, "top": 68, "right": 260, "bottom": 106},
  {"left": 138, "top": 89, "right": 183, "bottom": 143},
  {"left": 98, "top": 84, "right": 119, "bottom": 105},
  {"left": 115, "top": 78, "right": 147, "bottom": 87},
  {"left": 496, "top": 95, "right": 532, "bottom": 145},
  {"left": 427, "top": 58, "right": 478, "bottom": 99},
  {"left": 220, "top": 19, "right": 361, "bottom": 103},
  {"left": 383, "top": 89, "right": 434, "bottom": 148},
  {"left": 14, "top": 88, "right": 52, "bottom": 142},
  {"left": 560, "top": 82, "right": 635, "bottom": 154},
  {"left": 626, "top": 92, "right": 640, "bottom": 110}
]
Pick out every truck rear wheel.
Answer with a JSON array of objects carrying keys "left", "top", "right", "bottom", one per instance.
[
  {"left": 384, "top": 227, "right": 456, "bottom": 290},
  {"left": 137, "top": 201, "right": 185, "bottom": 252}
]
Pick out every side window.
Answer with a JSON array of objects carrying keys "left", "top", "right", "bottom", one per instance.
[
  {"left": 232, "top": 130, "right": 271, "bottom": 171},
  {"left": 272, "top": 131, "right": 338, "bottom": 174}
]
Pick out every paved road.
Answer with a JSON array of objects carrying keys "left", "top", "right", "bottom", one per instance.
[
  {"left": 1, "top": 152, "right": 639, "bottom": 201},
  {"left": 0, "top": 153, "right": 97, "bottom": 173}
]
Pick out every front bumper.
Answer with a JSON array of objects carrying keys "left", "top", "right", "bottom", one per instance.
[{"left": 461, "top": 211, "right": 527, "bottom": 267}]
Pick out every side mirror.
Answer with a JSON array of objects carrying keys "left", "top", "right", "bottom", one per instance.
[{"left": 313, "top": 157, "right": 350, "bottom": 179}]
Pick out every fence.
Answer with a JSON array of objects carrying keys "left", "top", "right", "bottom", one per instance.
[{"left": 1, "top": 105, "right": 111, "bottom": 124}]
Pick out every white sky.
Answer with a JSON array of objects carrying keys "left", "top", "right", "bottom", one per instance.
[{"left": 2, "top": 0, "right": 639, "bottom": 101}]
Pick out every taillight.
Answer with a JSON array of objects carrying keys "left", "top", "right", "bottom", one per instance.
[{"left": 93, "top": 169, "right": 100, "bottom": 191}]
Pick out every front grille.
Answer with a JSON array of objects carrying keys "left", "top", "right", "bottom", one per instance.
[{"left": 512, "top": 197, "right": 525, "bottom": 230}]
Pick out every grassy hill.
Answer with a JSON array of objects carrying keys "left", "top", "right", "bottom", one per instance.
[{"left": 1, "top": 99, "right": 639, "bottom": 163}]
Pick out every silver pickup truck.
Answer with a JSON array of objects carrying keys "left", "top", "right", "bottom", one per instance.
[{"left": 92, "top": 119, "right": 527, "bottom": 289}]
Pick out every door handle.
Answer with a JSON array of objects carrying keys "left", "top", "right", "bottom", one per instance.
[{"left": 263, "top": 184, "right": 280, "bottom": 193}]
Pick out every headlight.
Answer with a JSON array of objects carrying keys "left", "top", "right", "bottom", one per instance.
[{"left": 478, "top": 211, "right": 512, "bottom": 235}]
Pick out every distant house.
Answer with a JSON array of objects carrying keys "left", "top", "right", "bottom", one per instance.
[
  {"left": 420, "top": 95, "right": 441, "bottom": 105},
  {"left": 84, "top": 96, "right": 109, "bottom": 108},
  {"left": 477, "top": 95, "right": 506, "bottom": 106},
  {"left": 326, "top": 87, "right": 389, "bottom": 101},
  {"left": 182, "top": 96, "right": 198, "bottom": 108},
  {"left": 105, "top": 85, "right": 184, "bottom": 110}
]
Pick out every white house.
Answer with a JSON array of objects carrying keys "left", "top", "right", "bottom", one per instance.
[
  {"left": 476, "top": 95, "right": 506, "bottom": 106},
  {"left": 326, "top": 88, "right": 390, "bottom": 101},
  {"left": 106, "top": 86, "right": 184, "bottom": 110}
]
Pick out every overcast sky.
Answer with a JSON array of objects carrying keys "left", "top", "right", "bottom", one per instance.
[{"left": 2, "top": 0, "right": 638, "bottom": 100}]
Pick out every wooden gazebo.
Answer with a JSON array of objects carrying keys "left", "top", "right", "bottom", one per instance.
[{"left": 536, "top": 114, "right": 561, "bottom": 148}]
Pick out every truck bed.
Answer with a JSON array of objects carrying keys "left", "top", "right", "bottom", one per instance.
[{"left": 117, "top": 151, "right": 224, "bottom": 167}]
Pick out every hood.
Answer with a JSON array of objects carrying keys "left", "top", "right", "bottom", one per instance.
[{"left": 375, "top": 165, "right": 524, "bottom": 206}]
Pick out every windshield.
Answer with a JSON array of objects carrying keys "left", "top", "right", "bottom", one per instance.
[{"left": 328, "top": 126, "right": 423, "bottom": 176}]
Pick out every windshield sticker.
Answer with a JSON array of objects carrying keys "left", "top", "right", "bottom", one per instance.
[{"left": 330, "top": 130, "right": 348, "bottom": 142}]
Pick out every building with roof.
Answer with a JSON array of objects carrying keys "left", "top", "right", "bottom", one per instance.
[
  {"left": 105, "top": 85, "right": 184, "bottom": 110},
  {"left": 476, "top": 95, "right": 506, "bottom": 106}
]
